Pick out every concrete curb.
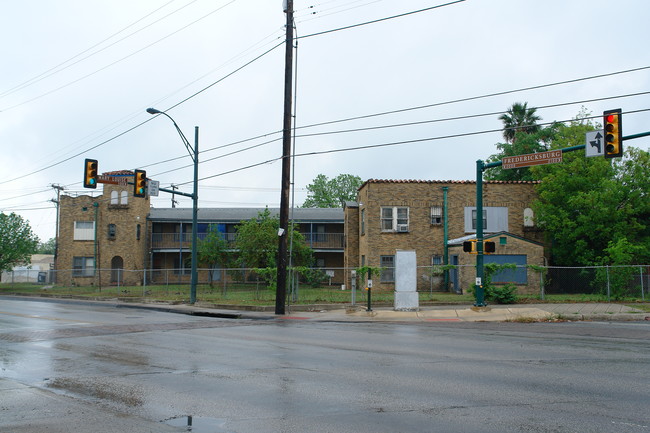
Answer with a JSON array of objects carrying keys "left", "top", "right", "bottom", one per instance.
[{"left": 2, "top": 294, "right": 649, "bottom": 323}]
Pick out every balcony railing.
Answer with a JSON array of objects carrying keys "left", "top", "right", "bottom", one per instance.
[{"left": 151, "top": 232, "right": 344, "bottom": 250}]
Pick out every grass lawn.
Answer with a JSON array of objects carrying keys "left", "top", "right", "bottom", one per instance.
[{"left": 1, "top": 283, "right": 648, "bottom": 308}]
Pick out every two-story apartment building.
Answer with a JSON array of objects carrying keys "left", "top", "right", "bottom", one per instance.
[
  {"left": 344, "top": 179, "right": 545, "bottom": 294},
  {"left": 56, "top": 171, "right": 345, "bottom": 287},
  {"left": 56, "top": 173, "right": 545, "bottom": 295},
  {"left": 147, "top": 207, "right": 344, "bottom": 285}
]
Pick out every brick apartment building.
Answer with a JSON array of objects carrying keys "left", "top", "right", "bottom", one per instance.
[
  {"left": 56, "top": 171, "right": 344, "bottom": 286},
  {"left": 56, "top": 174, "right": 545, "bottom": 295},
  {"left": 344, "top": 179, "right": 545, "bottom": 294},
  {"left": 56, "top": 171, "right": 150, "bottom": 287}
]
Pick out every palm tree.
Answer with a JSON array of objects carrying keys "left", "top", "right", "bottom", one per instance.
[{"left": 499, "top": 102, "right": 542, "bottom": 143}]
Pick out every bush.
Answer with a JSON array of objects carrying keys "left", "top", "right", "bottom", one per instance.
[{"left": 486, "top": 283, "right": 518, "bottom": 304}]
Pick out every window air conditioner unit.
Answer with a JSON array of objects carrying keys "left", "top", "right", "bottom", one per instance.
[{"left": 397, "top": 224, "right": 409, "bottom": 232}]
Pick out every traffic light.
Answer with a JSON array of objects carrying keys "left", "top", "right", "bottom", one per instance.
[
  {"left": 603, "top": 109, "right": 622, "bottom": 158},
  {"left": 83, "top": 159, "right": 98, "bottom": 189},
  {"left": 133, "top": 169, "right": 147, "bottom": 198},
  {"left": 463, "top": 240, "right": 476, "bottom": 253},
  {"left": 484, "top": 241, "right": 496, "bottom": 254}
]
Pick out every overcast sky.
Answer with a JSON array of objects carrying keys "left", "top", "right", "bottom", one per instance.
[{"left": 1, "top": 0, "right": 649, "bottom": 243}]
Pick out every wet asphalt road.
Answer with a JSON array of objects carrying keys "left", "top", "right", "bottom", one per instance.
[{"left": 1, "top": 297, "right": 649, "bottom": 433}]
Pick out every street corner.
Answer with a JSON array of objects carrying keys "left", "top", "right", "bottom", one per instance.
[{"left": 454, "top": 306, "right": 551, "bottom": 322}]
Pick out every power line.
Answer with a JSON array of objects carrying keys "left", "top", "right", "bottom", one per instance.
[
  {"left": 171, "top": 108, "right": 650, "bottom": 185},
  {"left": 0, "top": 0, "right": 184, "bottom": 99},
  {"left": 298, "top": 0, "right": 465, "bottom": 39},
  {"left": 0, "top": 1, "right": 239, "bottom": 112},
  {"left": 150, "top": 90, "right": 650, "bottom": 183},
  {"left": 0, "top": 39, "right": 284, "bottom": 187}
]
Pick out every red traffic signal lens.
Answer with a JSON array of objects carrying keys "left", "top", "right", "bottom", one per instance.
[{"left": 606, "top": 114, "right": 615, "bottom": 123}]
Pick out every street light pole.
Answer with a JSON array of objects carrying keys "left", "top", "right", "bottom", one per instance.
[{"left": 147, "top": 108, "right": 199, "bottom": 304}]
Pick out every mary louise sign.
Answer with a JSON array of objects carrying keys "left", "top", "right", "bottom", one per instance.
[{"left": 502, "top": 150, "right": 562, "bottom": 170}]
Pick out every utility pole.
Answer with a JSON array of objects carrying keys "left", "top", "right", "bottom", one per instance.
[
  {"left": 49, "top": 184, "right": 65, "bottom": 263},
  {"left": 276, "top": 0, "right": 294, "bottom": 315}
]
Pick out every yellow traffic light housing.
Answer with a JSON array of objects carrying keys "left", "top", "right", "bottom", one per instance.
[
  {"left": 83, "top": 159, "right": 98, "bottom": 189},
  {"left": 133, "top": 169, "right": 147, "bottom": 198},
  {"left": 463, "top": 240, "right": 477, "bottom": 254},
  {"left": 603, "top": 109, "right": 622, "bottom": 158},
  {"left": 463, "top": 240, "right": 495, "bottom": 254}
]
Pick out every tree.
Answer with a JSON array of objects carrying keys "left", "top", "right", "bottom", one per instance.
[
  {"left": 485, "top": 124, "right": 558, "bottom": 181},
  {"left": 0, "top": 212, "right": 39, "bottom": 274},
  {"left": 302, "top": 173, "right": 362, "bottom": 208},
  {"left": 235, "top": 208, "right": 313, "bottom": 270},
  {"left": 198, "top": 225, "right": 235, "bottom": 287},
  {"left": 498, "top": 102, "right": 542, "bottom": 144},
  {"left": 36, "top": 238, "right": 56, "bottom": 255},
  {"left": 485, "top": 102, "right": 550, "bottom": 181},
  {"left": 530, "top": 119, "right": 650, "bottom": 266}
]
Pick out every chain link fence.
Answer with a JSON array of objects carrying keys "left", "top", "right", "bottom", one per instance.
[{"left": 2, "top": 265, "right": 648, "bottom": 303}]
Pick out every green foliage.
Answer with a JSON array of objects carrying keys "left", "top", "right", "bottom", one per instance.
[
  {"left": 0, "top": 212, "right": 39, "bottom": 273},
  {"left": 485, "top": 124, "right": 559, "bottom": 181},
  {"left": 485, "top": 106, "right": 650, "bottom": 267},
  {"left": 302, "top": 173, "right": 362, "bottom": 208},
  {"left": 198, "top": 225, "right": 235, "bottom": 287},
  {"left": 498, "top": 102, "right": 542, "bottom": 144},
  {"left": 235, "top": 209, "right": 313, "bottom": 270},
  {"left": 532, "top": 137, "right": 650, "bottom": 266},
  {"left": 295, "top": 267, "right": 328, "bottom": 287},
  {"left": 594, "top": 238, "right": 647, "bottom": 300},
  {"left": 35, "top": 238, "right": 56, "bottom": 255},
  {"left": 486, "top": 283, "right": 518, "bottom": 304},
  {"left": 470, "top": 262, "right": 519, "bottom": 304}
]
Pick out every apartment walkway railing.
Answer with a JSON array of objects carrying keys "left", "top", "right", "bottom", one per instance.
[{"left": 150, "top": 232, "right": 344, "bottom": 250}]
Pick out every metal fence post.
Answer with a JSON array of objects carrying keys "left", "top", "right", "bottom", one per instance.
[{"left": 606, "top": 266, "right": 611, "bottom": 302}]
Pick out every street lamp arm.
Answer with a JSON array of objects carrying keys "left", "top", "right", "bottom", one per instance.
[{"left": 146, "top": 107, "right": 195, "bottom": 162}]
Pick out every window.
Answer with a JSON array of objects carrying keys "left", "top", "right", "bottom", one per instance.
[
  {"left": 464, "top": 207, "right": 508, "bottom": 233},
  {"left": 380, "top": 255, "right": 395, "bottom": 282},
  {"left": 432, "top": 255, "right": 443, "bottom": 265},
  {"left": 107, "top": 224, "right": 116, "bottom": 240},
  {"left": 431, "top": 206, "right": 443, "bottom": 225},
  {"left": 381, "top": 207, "right": 409, "bottom": 232},
  {"left": 73, "top": 257, "right": 95, "bottom": 276},
  {"left": 120, "top": 191, "right": 128, "bottom": 205},
  {"left": 361, "top": 208, "right": 366, "bottom": 235},
  {"left": 110, "top": 191, "right": 118, "bottom": 205},
  {"left": 136, "top": 224, "right": 141, "bottom": 241},
  {"left": 472, "top": 209, "right": 487, "bottom": 231},
  {"left": 74, "top": 221, "right": 95, "bottom": 240},
  {"left": 523, "top": 208, "right": 534, "bottom": 227}
]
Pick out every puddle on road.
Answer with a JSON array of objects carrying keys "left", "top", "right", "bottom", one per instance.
[{"left": 163, "top": 415, "right": 231, "bottom": 432}]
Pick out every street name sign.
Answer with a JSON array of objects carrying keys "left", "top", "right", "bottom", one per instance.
[
  {"left": 502, "top": 150, "right": 563, "bottom": 169},
  {"left": 97, "top": 175, "right": 128, "bottom": 186}
]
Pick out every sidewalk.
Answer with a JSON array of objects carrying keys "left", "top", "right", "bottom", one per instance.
[{"left": 123, "top": 301, "right": 650, "bottom": 323}]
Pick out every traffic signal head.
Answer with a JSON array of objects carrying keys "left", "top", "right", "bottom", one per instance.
[
  {"left": 484, "top": 241, "right": 496, "bottom": 254},
  {"left": 83, "top": 159, "right": 98, "bottom": 189},
  {"left": 463, "top": 240, "right": 476, "bottom": 253},
  {"left": 603, "top": 109, "right": 622, "bottom": 158},
  {"left": 133, "top": 169, "right": 147, "bottom": 197}
]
